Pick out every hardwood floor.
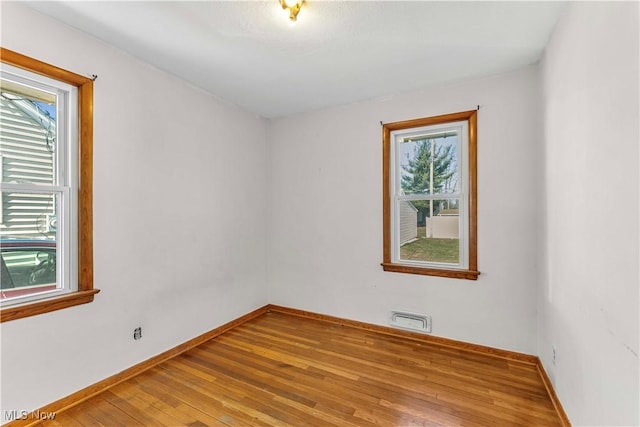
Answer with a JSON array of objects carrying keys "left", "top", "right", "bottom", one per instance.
[{"left": 35, "top": 311, "right": 563, "bottom": 426}]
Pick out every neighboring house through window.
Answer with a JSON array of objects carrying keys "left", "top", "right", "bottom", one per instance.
[
  {"left": 0, "top": 48, "right": 96, "bottom": 321},
  {"left": 382, "top": 110, "right": 479, "bottom": 280}
]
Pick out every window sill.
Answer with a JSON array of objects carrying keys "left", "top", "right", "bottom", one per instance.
[
  {"left": 0, "top": 289, "right": 100, "bottom": 323},
  {"left": 381, "top": 263, "right": 480, "bottom": 280}
]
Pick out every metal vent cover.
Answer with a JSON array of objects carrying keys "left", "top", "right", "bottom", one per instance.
[{"left": 390, "top": 311, "right": 432, "bottom": 333}]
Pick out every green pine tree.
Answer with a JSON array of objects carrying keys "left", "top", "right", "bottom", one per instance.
[{"left": 401, "top": 139, "right": 456, "bottom": 219}]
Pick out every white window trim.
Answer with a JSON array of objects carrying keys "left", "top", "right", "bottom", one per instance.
[
  {"left": 389, "top": 120, "right": 470, "bottom": 270},
  {"left": 0, "top": 64, "right": 79, "bottom": 307}
]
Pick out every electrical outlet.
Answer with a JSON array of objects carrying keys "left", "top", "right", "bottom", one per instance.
[
  {"left": 552, "top": 345, "right": 556, "bottom": 365},
  {"left": 133, "top": 327, "right": 142, "bottom": 340}
]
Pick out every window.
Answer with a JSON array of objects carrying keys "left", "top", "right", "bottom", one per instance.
[
  {"left": 0, "top": 48, "right": 96, "bottom": 321},
  {"left": 382, "top": 110, "right": 479, "bottom": 280}
]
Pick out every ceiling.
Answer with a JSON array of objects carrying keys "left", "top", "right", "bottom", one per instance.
[{"left": 26, "top": 1, "right": 568, "bottom": 118}]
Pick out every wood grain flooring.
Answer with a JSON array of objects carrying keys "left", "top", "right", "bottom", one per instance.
[{"left": 33, "top": 311, "right": 563, "bottom": 427}]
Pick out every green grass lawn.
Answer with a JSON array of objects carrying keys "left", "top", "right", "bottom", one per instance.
[{"left": 400, "top": 228, "right": 459, "bottom": 263}]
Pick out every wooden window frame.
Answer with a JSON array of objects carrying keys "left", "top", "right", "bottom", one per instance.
[
  {"left": 0, "top": 48, "right": 97, "bottom": 322},
  {"left": 382, "top": 110, "right": 479, "bottom": 280}
]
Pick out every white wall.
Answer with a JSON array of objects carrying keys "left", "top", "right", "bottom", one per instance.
[
  {"left": 267, "top": 66, "right": 541, "bottom": 355},
  {"left": 539, "top": 2, "right": 639, "bottom": 426},
  {"left": 0, "top": 3, "right": 268, "bottom": 420}
]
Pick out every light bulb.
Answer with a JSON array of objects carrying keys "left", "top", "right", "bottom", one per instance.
[{"left": 283, "top": 0, "right": 300, "bottom": 8}]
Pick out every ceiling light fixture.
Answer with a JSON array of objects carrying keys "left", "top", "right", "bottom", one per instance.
[{"left": 280, "top": 0, "right": 304, "bottom": 23}]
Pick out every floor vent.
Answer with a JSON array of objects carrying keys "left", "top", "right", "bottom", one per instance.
[{"left": 390, "top": 311, "right": 431, "bottom": 333}]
